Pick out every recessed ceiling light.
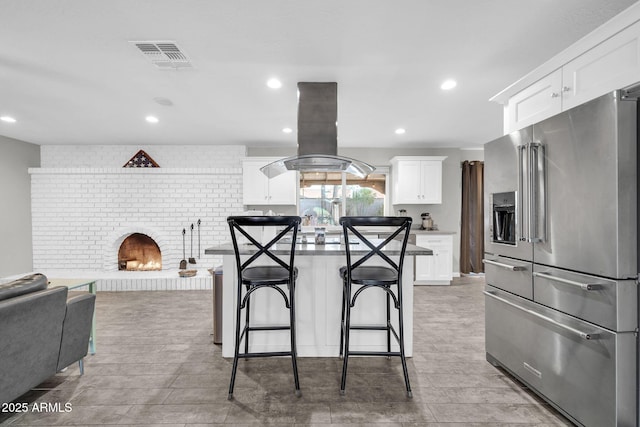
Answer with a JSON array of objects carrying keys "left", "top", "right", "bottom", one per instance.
[
  {"left": 282, "top": 127, "right": 293, "bottom": 134},
  {"left": 267, "top": 78, "right": 282, "bottom": 89},
  {"left": 145, "top": 115, "right": 159, "bottom": 123},
  {"left": 395, "top": 128, "right": 406, "bottom": 135},
  {"left": 441, "top": 79, "right": 457, "bottom": 90},
  {"left": 0, "top": 116, "right": 17, "bottom": 123}
]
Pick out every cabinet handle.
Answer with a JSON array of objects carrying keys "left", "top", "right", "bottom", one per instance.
[
  {"left": 550, "top": 92, "right": 559, "bottom": 98},
  {"left": 562, "top": 86, "right": 571, "bottom": 92}
]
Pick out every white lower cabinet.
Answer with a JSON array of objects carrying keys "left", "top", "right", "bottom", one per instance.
[{"left": 414, "top": 234, "right": 453, "bottom": 285}]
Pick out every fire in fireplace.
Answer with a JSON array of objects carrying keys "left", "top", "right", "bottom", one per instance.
[{"left": 118, "top": 233, "right": 162, "bottom": 271}]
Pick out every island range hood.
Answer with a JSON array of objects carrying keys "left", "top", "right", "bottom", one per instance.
[{"left": 260, "top": 82, "right": 375, "bottom": 178}]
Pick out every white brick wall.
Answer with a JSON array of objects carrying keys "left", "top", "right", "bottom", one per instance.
[
  {"left": 29, "top": 146, "right": 246, "bottom": 280},
  {"left": 30, "top": 168, "right": 242, "bottom": 273}
]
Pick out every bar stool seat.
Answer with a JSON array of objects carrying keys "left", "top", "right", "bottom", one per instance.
[
  {"left": 339, "top": 265, "right": 397, "bottom": 285},
  {"left": 243, "top": 266, "right": 298, "bottom": 285},
  {"left": 227, "top": 215, "right": 302, "bottom": 400}
]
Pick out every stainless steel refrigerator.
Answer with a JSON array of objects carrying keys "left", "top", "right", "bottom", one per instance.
[{"left": 483, "top": 90, "right": 638, "bottom": 427}]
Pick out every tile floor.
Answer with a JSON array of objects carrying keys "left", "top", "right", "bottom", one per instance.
[{"left": 0, "top": 276, "right": 572, "bottom": 426}]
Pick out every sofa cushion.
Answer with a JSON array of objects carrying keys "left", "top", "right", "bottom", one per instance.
[{"left": 0, "top": 273, "right": 48, "bottom": 302}]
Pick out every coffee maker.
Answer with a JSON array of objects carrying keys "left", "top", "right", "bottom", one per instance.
[{"left": 420, "top": 212, "right": 435, "bottom": 230}]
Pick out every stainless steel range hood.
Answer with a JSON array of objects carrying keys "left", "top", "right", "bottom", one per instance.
[{"left": 261, "top": 82, "right": 375, "bottom": 178}]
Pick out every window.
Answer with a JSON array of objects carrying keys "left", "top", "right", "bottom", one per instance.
[{"left": 299, "top": 171, "right": 386, "bottom": 225}]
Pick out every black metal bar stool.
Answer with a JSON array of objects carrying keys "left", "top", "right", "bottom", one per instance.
[
  {"left": 338, "top": 216, "right": 413, "bottom": 397},
  {"left": 227, "top": 215, "right": 302, "bottom": 399}
]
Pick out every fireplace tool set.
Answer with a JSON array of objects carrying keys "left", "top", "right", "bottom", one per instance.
[{"left": 179, "top": 219, "right": 201, "bottom": 277}]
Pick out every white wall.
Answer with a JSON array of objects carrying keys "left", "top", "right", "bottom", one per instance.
[{"left": 0, "top": 136, "right": 40, "bottom": 277}]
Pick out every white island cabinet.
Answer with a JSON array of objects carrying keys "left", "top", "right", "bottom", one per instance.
[
  {"left": 390, "top": 156, "right": 447, "bottom": 205},
  {"left": 205, "top": 241, "right": 431, "bottom": 357},
  {"left": 242, "top": 157, "right": 297, "bottom": 205},
  {"left": 414, "top": 233, "right": 454, "bottom": 285}
]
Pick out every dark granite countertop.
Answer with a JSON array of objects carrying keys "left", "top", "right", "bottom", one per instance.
[{"left": 205, "top": 239, "right": 432, "bottom": 256}]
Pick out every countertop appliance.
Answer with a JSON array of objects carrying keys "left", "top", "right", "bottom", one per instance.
[
  {"left": 483, "top": 90, "right": 638, "bottom": 427},
  {"left": 420, "top": 212, "right": 434, "bottom": 230}
]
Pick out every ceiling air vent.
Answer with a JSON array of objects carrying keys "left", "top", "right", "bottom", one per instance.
[{"left": 131, "top": 41, "right": 193, "bottom": 69}]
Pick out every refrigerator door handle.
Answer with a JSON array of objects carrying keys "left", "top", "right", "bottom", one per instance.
[
  {"left": 531, "top": 142, "right": 546, "bottom": 243},
  {"left": 483, "top": 291, "right": 600, "bottom": 340},
  {"left": 533, "top": 271, "right": 602, "bottom": 291},
  {"left": 527, "top": 142, "right": 545, "bottom": 243},
  {"left": 527, "top": 143, "right": 536, "bottom": 242},
  {"left": 483, "top": 258, "right": 526, "bottom": 271},
  {"left": 517, "top": 145, "right": 528, "bottom": 242}
]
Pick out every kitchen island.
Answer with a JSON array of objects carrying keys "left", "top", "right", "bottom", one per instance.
[{"left": 205, "top": 240, "right": 431, "bottom": 357}]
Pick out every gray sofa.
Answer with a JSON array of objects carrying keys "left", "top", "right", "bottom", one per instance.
[{"left": 0, "top": 274, "right": 96, "bottom": 404}]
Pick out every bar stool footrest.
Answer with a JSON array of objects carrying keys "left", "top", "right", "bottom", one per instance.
[
  {"left": 347, "top": 351, "right": 402, "bottom": 357},
  {"left": 238, "top": 351, "right": 293, "bottom": 358},
  {"left": 350, "top": 324, "right": 391, "bottom": 330},
  {"left": 247, "top": 325, "right": 291, "bottom": 331}
]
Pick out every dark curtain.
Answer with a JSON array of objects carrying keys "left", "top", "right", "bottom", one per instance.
[{"left": 460, "top": 160, "right": 484, "bottom": 274}]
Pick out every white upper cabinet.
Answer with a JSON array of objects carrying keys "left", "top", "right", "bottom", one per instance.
[
  {"left": 500, "top": 11, "right": 640, "bottom": 133},
  {"left": 562, "top": 20, "right": 640, "bottom": 111},
  {"left": 390, "top": 156, "right": 447, "bottom": 205},
  {"left": 242, "top": 158, "right": 297, "bottom": 205},
  {"left": 506, "top": 70, "right": 562, "bottom": 133}
]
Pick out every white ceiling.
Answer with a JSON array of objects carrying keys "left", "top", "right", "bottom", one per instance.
[{"left": 0, "top": 0, "right": 636, "bottom": 149}]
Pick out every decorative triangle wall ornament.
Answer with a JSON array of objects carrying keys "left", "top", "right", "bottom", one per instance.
[{"left": 123, "top": 150, "right": 160, "bottom": 168}]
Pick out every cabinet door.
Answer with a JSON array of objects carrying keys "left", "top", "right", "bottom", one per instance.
[
  {"left": 420, "top": 160, "right": 443, "bottom": 204},
  {"left": 506, "top": 70, "right": 562, "bottom": 133},
  {"left": 415, "top": 253, "right": 436, "bottom": 282},
  {"left": 414, "top": 235, "right": 433, "bottom": 281},
  {"left": 434, "top": 243, "right": 453, "bottom": 282},
  {"left": 267, "top": 170, "right": 297, "bottom": 205},
  {"left": 415, "top": 235, "right": 452, "bottom": 285},
  {"left": 393, "top": 160, "right": 422, "bottom": 204},
  {"left": 242, "top": 160, "right": 270, "bottom": 205},
  {"left": 562, "top": 20, "right": 640, "bottom": 111}
]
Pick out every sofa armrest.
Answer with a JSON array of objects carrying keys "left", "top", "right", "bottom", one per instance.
[
  {"left": 56, "top": 293, "right": 96, "bottom": 371},
  {"left": 0, "top": 287, "right": 67, "bottom": 404}
]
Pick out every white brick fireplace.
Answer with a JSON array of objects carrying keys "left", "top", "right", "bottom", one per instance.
[{"left": 29, "top": 145, "right": 246, "bottom": 290}]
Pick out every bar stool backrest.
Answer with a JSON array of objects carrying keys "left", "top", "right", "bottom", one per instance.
[
  {"left": 339, "top": 216, "right": 412, "bottom": 276},
  {"left": 227, "top": 216, "right": 301, "bottom": 279}
]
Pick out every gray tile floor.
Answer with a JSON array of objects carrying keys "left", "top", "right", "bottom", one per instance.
[{"left": 1, "top": 276, "right": 573, "bottom": 426}]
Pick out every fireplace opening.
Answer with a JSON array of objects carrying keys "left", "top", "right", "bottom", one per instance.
[{"left": 118, "top": 233, "right": 162, "bottom": 271}]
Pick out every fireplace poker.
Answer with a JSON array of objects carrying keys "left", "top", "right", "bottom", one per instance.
[
  {"left": 180, "top": 228, "right": 187, "bottom": 269},
  {"left": 197, "top": 219, "right": 201, "bottom": 259},
  {"left": 189, "top": 223, "right": 196, "bottom": 264}
]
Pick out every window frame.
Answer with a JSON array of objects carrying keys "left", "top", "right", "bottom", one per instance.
[{"left": 298, "top": 167, "right": 389, "bottom": 220}]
